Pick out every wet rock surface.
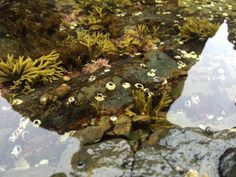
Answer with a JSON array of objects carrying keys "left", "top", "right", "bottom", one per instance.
[
  {"left": 133, "top": 128, "right": 236, "bottom": 177},
  {"left": 12, "top": 50, "right": 180, "bottom": 132},
  {"left": 50, "top": 127, "right": 236, "bottom": 177},
  {"left": 71, "top": 138, "right": 134, "bottom": 177},
  {"left": 219, "top": 148, "right": 236, "bottom": 177}
]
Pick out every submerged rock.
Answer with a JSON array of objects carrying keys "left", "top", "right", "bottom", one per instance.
[
  {"left": 71, "top": 139, "right": 134, "bottom": 177},
  {"left": 219, "top": 148, "right": 236, "bottom": 177},
  {"left": 132, "top": 127, "right": 236, "bottom": 177},
  {"left": 73, "top": 126, "right": 105, "bottom": 145}
]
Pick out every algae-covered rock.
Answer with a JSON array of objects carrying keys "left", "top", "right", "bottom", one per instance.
[
  {"left": 179, "top": 17, "right": 220, "bottom": 42},
  {"left": 11, "top": 50, "right": 180, "bottom": 132}
]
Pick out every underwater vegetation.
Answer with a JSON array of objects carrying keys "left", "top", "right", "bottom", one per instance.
[
  {"left": 76, "top": 31, "right": 117, "bottom": 59},
  {"left": 179, "top": 17, "right": 220, "bottom": 42},
  {"left": 0, "top": 50, "right": 63, "bottom": 93},
  {"left": 0, "top": 0, "right": 63, "bottom": 57},
  {"left": 82, "top": 58, "right": 110, "bottom": 74},
  {"left": 125, "top": 89, "right": 172, "bottom": 118},
  {"left": 77, "top": 0, "right": 132, "bottom": 13}
]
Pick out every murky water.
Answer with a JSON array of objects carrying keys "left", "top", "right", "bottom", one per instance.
[
  {"left": 0, "top": 96, "right": 80, "bottom": 176},
  {"left": 167, "top": 21, "right": 236, "bottom": 131}
]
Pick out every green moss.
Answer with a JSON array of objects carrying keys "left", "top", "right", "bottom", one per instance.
[
  {"left": 0, "top": 50, "right": 63, "bottom": 93},
  {"left": 179, "top": 17, "right": 220, "bottom": 42}
]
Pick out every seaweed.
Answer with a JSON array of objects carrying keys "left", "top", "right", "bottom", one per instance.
[
  {"left": 179, "top": 17, "right": 220, "bottom": 42},
  {"left": 76, "top": 31, "right": 117, "bottom": 59},
  {"left": 125, "top": 90, "right": 172, "bottom": 117},
  {"left": 0, "top": 50, "right": 63, "bottom": 93},
  {"left": 77, "top": 0, "right": 132, "bottom": 12},
  {"left": 132, "top": 89, "right": 153, "bottom": 116},
  {"left": 0, "top": 0, "right": 63, "bottom": 57}
]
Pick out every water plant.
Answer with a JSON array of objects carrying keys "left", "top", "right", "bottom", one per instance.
[
  {"left": 125, "top": 89, "right": 172, "bottom": 117},
  {"left": 132, "top": 89, "right": 153, "bottom": 116},
  {"left": 78, "top": 0, "right": 132, "bottom": 13},
  {"left": 179, "top": 17, "right": 220, "bottom": 42},
  {"left": 76, "top": 31, "right": 117, "bottom": 59},
  {"left": 0, "top": 50, "right": 63, "bottom": 93}
]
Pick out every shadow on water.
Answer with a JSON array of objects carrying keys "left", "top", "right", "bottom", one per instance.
[
  {"left": 167, "top": 20, "right": 236, "bottom": 131},
  {"left": 0, "top": 96, "right": 80, "bottom": 177}
]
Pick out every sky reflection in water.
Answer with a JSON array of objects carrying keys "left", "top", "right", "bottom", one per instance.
[
  {"left": 167, "top": 21, "right": 236, "bottom": 131},
  {"left": 0, "top": 96, "right": 80, "bottom": 177}
]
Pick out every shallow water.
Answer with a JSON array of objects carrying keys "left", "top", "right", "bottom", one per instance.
[
  {"left": 0, "top": 96, "right": 80, "bottom": 176},
  {"left": 0, "top": 0, "right": 236, "bottom": 176},
  {"left": 167, "top": 21, "right": 236, "bottom": 131}
]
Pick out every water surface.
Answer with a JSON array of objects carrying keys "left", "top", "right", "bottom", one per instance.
[
  {"left": 0, "top": 96, "right": 80, "bottom": 176},
  {"left": 167, "top": 21, "right": 236, "bottom": 130}
]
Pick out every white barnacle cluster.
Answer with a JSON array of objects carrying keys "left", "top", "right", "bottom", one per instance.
[
  {"left": 177, "top": 61, "right": 186, "bottom": 70},
  {"left": 110, "top": 115, "right": 118, "bottom": 122},
  {"left": 66, "top": 96, "right": 75, "bottom": 105},
  {"left": 153, "top": 76, "right": 162, "bottom": 83},
  {"left": 134, "top": 83, "right": 154, "bottom": 96},
  {"left": 106, "top": 82, "right": 116, "bottom": 90},
  {"left": 177, "top": 49, "right": 199, "bottom": 60},
  {"left": 140, "top": 63, "right": 147, "bottom": 68},
  {"left": 95, "top": 93, "right": 106, "bottom": 102},
  {"left": 122, "top": 82, "right": 131, "bottom": 89},
  {"left": 88, "top": 75, "right": 96, "bottom": 82},
  {"left": 147, "top": 68, "right": 156, "bottom": 77},
  {"left": 32, "top": 119, "right": 42, "bottom": 128},
  {"left": 134, "top": 83, "right": 144, "bottom": 89}
]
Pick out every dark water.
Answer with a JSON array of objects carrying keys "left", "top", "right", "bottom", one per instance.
[{"left": 167, "top": 21, "right": 236, "bottom": 130}]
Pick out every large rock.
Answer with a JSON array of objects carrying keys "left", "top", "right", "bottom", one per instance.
[{"left": 12, "top": 50, "right": 179, "bottom": 131}]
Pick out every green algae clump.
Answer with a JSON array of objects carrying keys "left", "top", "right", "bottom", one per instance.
[
  {"left": 0, "top": 50, "right": 63, "bottom": 93},
  {"left": 180, "top": 17, "right": 220, "bottom": 42}
]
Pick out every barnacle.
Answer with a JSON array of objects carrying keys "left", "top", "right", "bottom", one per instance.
[
  {"left": 179, "top": 17, "right": 220, "bottom": 42},
  {"left": 0, "top": 50, "right": 63, "bottom": 93}
]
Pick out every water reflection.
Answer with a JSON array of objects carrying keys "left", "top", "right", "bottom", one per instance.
[
  {"left": 0, "top": 96, "right": 80, "bottom": 177},
  {"left": 167, "top": 20, "right": 236, "bottom": 130}
]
